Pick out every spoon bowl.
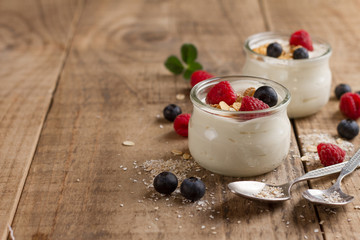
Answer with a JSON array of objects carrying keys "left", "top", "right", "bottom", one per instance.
[
  {"left": 228, "top": 155, "right": 360, "bottom": 202},
  {"left": 302, "top": 148, "right": 360, "bottom": 207},
  {"left": 302, "top": 188, "right": 354, "bottom": 207},
  {"left": 228, "top": 181, "right": 291, "bottom": 202}
]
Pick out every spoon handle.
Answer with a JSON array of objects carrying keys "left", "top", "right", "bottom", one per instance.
[
  {"left": 294, "top": 155, "right": 360, "bottom": 183},
  {"left": 337, "top": 148, "right": 360, "bottom": 178}
]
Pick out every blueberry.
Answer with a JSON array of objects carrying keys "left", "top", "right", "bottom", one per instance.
[
  {"left": 337, "top": 119, "right": 359, "bottom": 140},
  {"left": 293, "top": 47, "right": 309, "bottom": 59},
  {"left": 335, "top": 84, "right": 352, "bottom": 99},
  {"left": 266, "top": 42, "right": 282, "bottom": 58},
  {"left": 253, "top": 86, "right": 278, "bottom": 107},
  {"left": 163, "top": 104, "right": 182, "bottom": 122},
  {"left": 180, "top": 177, "right": 205, "bottom": 201},
  {"left": 153, "top": 172, "right": 178, "bottom": 195}
]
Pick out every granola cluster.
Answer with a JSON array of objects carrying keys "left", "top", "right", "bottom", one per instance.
[
  {"left": 210, "top": 87, "right": 256, "bottom": 111},
  {"left": 252, "top": 43, "right": 303, "bottom": 60}
]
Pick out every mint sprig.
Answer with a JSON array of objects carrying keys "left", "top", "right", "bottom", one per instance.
[
  {"left": 181, "top": 43, "right": 197, "bottom": 64},
  {"left": 164, "top": 55, "right": 184, "bottom": 75},
  {"left": 164, "top": 43, "right": 203, "bottom": 80}
]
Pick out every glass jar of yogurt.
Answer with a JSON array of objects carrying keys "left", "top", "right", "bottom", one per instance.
[
  {"left": 242, "top": 32, "right": 332, "bottom": 118},
  {"left": 189, "top": 76, "right": 291, "bottom": 177}
]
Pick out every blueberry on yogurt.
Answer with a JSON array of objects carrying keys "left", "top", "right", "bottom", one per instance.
[
  {"left": 254, "top": 86, "right": 278, "bottom": 107},
  {"left": 266, "top": 42, "right": 283, "bottom": 58},
  {"left": 293, "top": 47, "right": 309, "bottom": 59}
]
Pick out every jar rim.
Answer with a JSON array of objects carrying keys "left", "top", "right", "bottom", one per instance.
[
  {"left": 244, "top": 31, "right": 332, "bottom": 64},
  {"left": 190, "top": 75, "right": 291, "bottom": 117}
]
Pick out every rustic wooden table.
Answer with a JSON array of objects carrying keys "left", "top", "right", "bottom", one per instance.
[{"left": 2, "top": 0, "right": 360, "bottom": 239}]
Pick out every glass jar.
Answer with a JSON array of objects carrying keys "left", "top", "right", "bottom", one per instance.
[
  {"left": 242, "top": 32, "right": 332, "bottom": 118},
  {"left": 189, "top": 76, "right": 291, "bottom": 177}
]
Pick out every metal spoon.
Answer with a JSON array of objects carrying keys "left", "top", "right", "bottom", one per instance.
[
  {"left": 228, "top": 158, "right": 360, "bottom": 202},
  {"left": 302, "top": 149, "right": 360, "bottom": 207}
]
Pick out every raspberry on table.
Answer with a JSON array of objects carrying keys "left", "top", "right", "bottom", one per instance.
[
  {"left": 190, "top": 70, "right": 214, "bottom": 88},
  {"left": 173, "top": 113, "right": 191, "bottom": 137},
  {"left": 239, "top": 96, "right": 269, "bottom": 111},
  {"left": 206, "top": 81, "right": 237, "bottom": 106},
  {"left": 339, "top": 92, "right": 360, "bottom": 120},
  {"left": 289, "top": 29, "right": 313, "bottom": 51},
  {"left": 317, "top": 143, "right": 346, "bottom": 167}
]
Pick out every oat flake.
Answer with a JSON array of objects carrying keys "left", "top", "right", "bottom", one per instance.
[
  {"left": 176, "top": 93, "right": 185, "bottom": 100},
  {"left": 122, "top": 141, "right": 135, "bottom": 146},
  {"left": 171, "top": 150, "right": 183, "bottom": 156}
]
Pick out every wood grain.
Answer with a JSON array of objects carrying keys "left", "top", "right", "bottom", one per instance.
[
  {"left": 264, "top": 0, "right": 360, "bottom": 239},
  {"left": 0, "top": 0, "right": 82, "bottom": 239},
  {"left": 9, "top": 0, "right": 322, "bottom": 239}
]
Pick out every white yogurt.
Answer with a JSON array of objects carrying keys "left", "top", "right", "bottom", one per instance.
[
  {"left": 189, "top": 76, "right": 291, "bottom": 177},
  {"left": 242, "top": 32, "right": 332, "bottom": 118}
]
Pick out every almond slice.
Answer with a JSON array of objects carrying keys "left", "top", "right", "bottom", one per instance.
[
  {"left": 243, "top": 87, "right": 256, "bottom": 97},
  {"left": 232, "top": 102, "right": 241, "bottom": 111},
  {"left": 219, "top": 101, "right": 230, "bottom": 111}
]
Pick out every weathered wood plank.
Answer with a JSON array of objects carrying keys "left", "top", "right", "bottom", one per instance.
[
  {"left": 263, "top": 0, "right": 360, "bottom": 239},
  {"left": 0, "top": 0, "right": 82, "bottom": 239},
  {"left": 9, "top": 0, "right": 322, "bottom": 239}
]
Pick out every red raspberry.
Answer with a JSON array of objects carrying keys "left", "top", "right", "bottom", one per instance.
[
  {"left": 190, "top": 70, "right": 214, "bottom": 88},
  {"left": 289, "top": 29, "right": 313, "bottom": 51},
  {"left": 206, "top": 81, "right": 237, "bottom": 105},
  {"left": 339, "top": 92, "right": 360, "bottom": 120},
  {"left": 173, "top": 113, "right": 191, "bottom": 137},
  {"left": 317, "top": 143, "right": 346, "bottom": 167},
  {"left": 239, "top": 96, "right": 269, "bottom": 111}
]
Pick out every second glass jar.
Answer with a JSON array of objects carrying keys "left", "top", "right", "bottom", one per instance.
[{"left": 242, "top": 32, "right": 332, "bottom": 118}]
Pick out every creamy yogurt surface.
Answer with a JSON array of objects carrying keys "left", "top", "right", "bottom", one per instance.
[{"left": 251, "top": 39, "right": 328, "bottom": 59}]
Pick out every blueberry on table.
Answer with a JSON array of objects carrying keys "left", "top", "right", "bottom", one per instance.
[
  {"left": 153, "top": 172, "right": 178, "bottom": 194},
  {"left": 266, "top": 42, "right": 283, "bottom": 58},
  {"left": 335, "top": 84, "right": 352, "bottom": 99},
  {"left": 293, "top": 47, "right": 309, "bottom": 59},
  {"left": 337, "top": 119, "right": 359, "bottom": 140},
  {"left": 180, "top": 177, "right": 206, "bottom": 201},
  {"left": 163, "top": 104, "right": 182, "bottom": 122},
  {"left": 253, "top": 86, "right": 278, "bottom": 107}
]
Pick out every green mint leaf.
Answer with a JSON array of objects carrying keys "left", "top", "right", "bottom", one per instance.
[
  {"left": 183, "top": 62, "right": 203, "bottom": 80},
  {"left": 164, "top": 55, "right": 184, "bottom": 75},
  {"left": 183, "top": 69, "right": 193, "bottom": 80},
  {"left": 181, "top": 43, "right": 197, "bottom": 64}
]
